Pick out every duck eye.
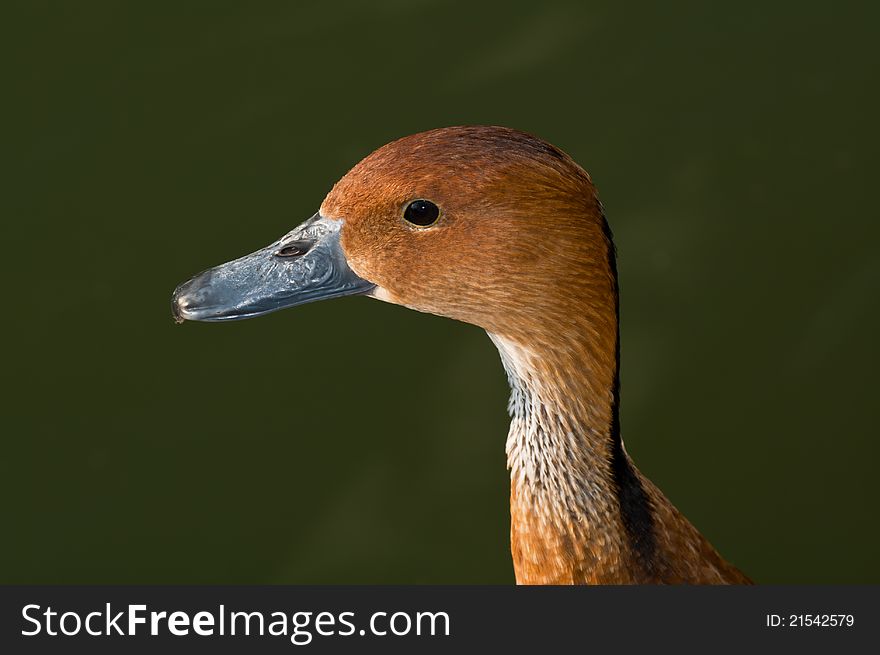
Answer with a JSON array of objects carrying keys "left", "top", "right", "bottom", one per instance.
[{"left": 403, "top": 199, "right": 440, "bottom": 226}]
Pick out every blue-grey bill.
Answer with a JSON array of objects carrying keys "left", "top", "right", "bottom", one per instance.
[{"left": 172, "top": 214, "right": 374, "bottom": 323}]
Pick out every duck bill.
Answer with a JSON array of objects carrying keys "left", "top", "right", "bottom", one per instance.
[{"left": 172, "top": 214, "right": 374, "bottom": 323}]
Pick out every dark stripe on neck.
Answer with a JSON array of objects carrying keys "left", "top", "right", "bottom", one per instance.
[{"left": 600, "top": 207, "right": 658, "bottom": 574}]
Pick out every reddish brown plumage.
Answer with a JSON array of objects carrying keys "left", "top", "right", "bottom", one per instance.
[{"left": 322, "top": 126, "right": 751, "bottom": 584}]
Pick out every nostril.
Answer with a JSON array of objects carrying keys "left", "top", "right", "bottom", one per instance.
[{"left": 274, "top": 239, "right": 312, "bottom": 258}]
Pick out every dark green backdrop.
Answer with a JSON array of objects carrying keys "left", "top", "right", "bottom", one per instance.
[{"left": 5, "top": 1, "right": 878, "bottom": 583}]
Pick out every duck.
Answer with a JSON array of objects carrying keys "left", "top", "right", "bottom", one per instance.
[{"left": 172, "top": 126, "right": 752, "bottom": 584}]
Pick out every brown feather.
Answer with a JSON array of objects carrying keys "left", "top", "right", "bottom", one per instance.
[{"left": 322, "top": 126, "right": 751, "bottom": 584}]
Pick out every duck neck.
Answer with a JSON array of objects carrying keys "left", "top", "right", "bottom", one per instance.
[{"left": 489, "top": 326, "right": 661, "bottom": 584}]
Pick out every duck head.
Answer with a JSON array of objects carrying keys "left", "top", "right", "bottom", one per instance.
[
  {"left": 171, "top": 126, "right": 760, "bottom": 585},
  {"left": 173, "top": 125, "right": 614, "bottom": 355}
]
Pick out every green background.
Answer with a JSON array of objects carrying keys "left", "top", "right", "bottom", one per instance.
[{"left": 4, "top": 1, "right": 878, "bottom": 583}]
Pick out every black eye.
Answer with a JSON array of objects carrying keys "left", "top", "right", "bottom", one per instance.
[{"left": 403, "top": 199, "right": 440, "bottom": 226}]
